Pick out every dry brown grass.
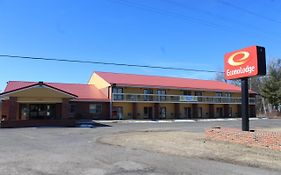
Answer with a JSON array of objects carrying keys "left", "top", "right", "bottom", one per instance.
[
  {"left": 99, "top": 130, "right": 281, "bottom": 170},
  {"left": 260, "top": 128, "right": 281, "bottom": 132}
]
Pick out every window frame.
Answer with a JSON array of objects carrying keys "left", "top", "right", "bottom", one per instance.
[
  {"left": 224, "top": 92, "right": 232, "bottom": 97},
  {"left": 195, "top": 91, "right": 203, "bottom": 96},
  {"left": 144, "top": 89, "right": 153, "bottom": 101},
  {"left": 183, "top": 90, "right": 192, "bottom": 95},
  {"left": 112, "top": 87, "right": 124, "bottom": 100},
  {"left": 89, "top": 104, "right": 102, "bottom": 114},
  {"left": 157, "top": 89, "right": 166, "bottom": 101},
  {"left": 70, "top": 104, "right": 76, "bottom": 113},
  {"left": 215, "top": 92, "right": 223, "bottom": 97}
]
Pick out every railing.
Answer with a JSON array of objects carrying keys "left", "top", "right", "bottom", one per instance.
[{"left": 112, "top": 93, "right": 256, "bottom": 104}]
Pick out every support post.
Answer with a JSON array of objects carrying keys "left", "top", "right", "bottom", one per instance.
[
  {"left": 241, "top": 78, "right": 249, "bottom": 131},
  {"left": 109, "top": 86, "right": 113, "bottom": 120}
]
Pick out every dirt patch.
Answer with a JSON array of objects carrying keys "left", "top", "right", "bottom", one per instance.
[
  {"left": 98, "top": 131, "right": 281, "bottom": 171},
  {"left": 206, "top": 128, "right": 281, "bottom": 151}
]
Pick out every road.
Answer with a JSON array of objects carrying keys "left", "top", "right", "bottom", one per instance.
[{"left": 0, "top": 119, "right": 280, "bottom": 175}]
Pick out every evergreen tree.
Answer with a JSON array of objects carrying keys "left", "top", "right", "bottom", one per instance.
[{"left": 261, "top": 59, "right": 281, "bottom": 111}]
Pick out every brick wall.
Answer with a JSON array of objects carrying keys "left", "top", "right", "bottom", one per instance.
[
  {"left": 205, "top": 127, "right": 281, "bottom": 151},
  {"left": 61, "top": 98, "right": 70, "bottom": 119},
  {"left": 70, "top": 102, "right": 110, "bottom": 120}
]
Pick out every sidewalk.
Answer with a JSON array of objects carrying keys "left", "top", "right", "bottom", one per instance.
[{"left": 94, "top": 117, "right": 267, "bottom": 124}]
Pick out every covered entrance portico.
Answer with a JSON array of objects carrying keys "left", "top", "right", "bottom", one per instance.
[{"left": 0, "top": 82, "right": 77, "bottom": 127}]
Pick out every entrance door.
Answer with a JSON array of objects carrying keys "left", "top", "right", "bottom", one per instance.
[
  {"left": 216, "top": 107, "right": 223, "bottom": 118},
  {"left": 144, "top": 107, "right": 153, "bottom": 119},
  {"left": 113, "top": 107, "right": 123, "bottom": 120},
  {"left": 29, "top": 104, "right": 56, "bottom": 119},
  {"left": 160, "top": 107, "right": 166, "bottom": 119},
  {"left": 184, "top": 107, "right": 192, "bottom": 119}
]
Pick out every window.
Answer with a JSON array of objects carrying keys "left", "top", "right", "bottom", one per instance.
[
  {"left": 195, "top": 91, "right": 203, "bottom": 96},
  {"left": 89, "top": 104, "right": 102, "bottom": 114},
  {"left": 215, "top": 92, "right": 223, "bottom": 103},
  {"left": 70, "top": 104, "right": 76, "bottom": 113},
  {"left": 157, "top": 89, "right": 166, "bottom": 95},
  {"left": 112, "top": 87, "right": 123, "bottom": 100},
  {"left": 144, "top": 89, "right": 153, "bottom": 94},
  {"left": 144, "top": 89, "right": 153, "bottom": 101},
  {"left": 225, "top": 92, "right": 232, "bottom": 97},
  {"left": 215, "top": 92, "right": 223, "bottom": 96},
  {"left": 20, "top": 104, "right": 29, "bottom": 120},
  {"left": 160, "top": 107, "right": 166, "bottom": 119},
  {"left": 157, "top": 89, "right": 166, "bottom": 101},
  {"left": 183, "top": 90, "right": 192, "bottom": 95},
  {"left": 29, "top": 104, "right": 57, "bottom": 120}
]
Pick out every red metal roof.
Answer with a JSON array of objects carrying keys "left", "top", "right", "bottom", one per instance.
[
  {"left": 3, "top": 81, "right": 108, "bottom": 101},
  {"left": 96, "top": 71, "right": 242, "bottom": 92}
]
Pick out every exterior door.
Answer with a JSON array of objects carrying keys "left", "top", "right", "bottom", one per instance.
[
  {"left": 113, "top": 107, "right": 123, "bottom": 120},
  {"left": 216, "top": 107, "right": 223, "bottom": 118},
  {"left": 144, "top": 107, "right": 153, "bottom": 119},
  {"left": 159, "top": 107, "right": 166, "bottom": 119},
  {"left": 29, "top": 104, "right": 56, "bottom": 120},
  {"left": 184, "top": 107, "right": 192, "bottom": 119}
]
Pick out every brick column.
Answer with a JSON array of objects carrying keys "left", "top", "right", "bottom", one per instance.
[
  {"left": 154, "top": 103, "right": 159, "bottom": 120},
  {"left": 192, "top": 104, "right": 198, "bottom": 118},
  {"left": 61, "top": 99, "right": 70, "bottom": 119},
  {"left": 1, "top": 100, "right": 8, "bottom": 119},
  {"left": 174, "top": 103, "right": 180, "bottom": 119},
  {"left": 224, "top": 104, "right": 229, "bottom": 118},
  {"left": 8, "top": 97, "right": 17, "bottom": 121},
  {"left": 209, "top": 104, "right": 214, "bottom": 118},
  {"left": 132, "top": 103, "right": 137, "bottom": 119}
]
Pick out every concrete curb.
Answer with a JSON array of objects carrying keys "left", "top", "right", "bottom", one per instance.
[{"left": 94, "top": 117, "right": 267, "bottom": 124}]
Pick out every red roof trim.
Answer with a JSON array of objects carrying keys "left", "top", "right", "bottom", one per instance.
[
  {"left": 0, "top": 82, "right": 78, "bottom": 98},
  {"left": 71, "top": 98, "right": 110, "bottom": 102}
]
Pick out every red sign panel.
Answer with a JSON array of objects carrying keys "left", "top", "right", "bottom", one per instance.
[{"left": 224, "top": 46, "right": 266, "bottom": 80}]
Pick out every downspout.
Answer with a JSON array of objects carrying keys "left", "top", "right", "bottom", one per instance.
[{"left": 108, "top": 85, "right": 113, "bottom": 120}]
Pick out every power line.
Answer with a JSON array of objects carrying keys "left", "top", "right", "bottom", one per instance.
[
  {"left": 217, "top": 0, "right": 281, "bottom": 25},
  {"left": 108, "top": 0, "right": 227, "bottom": 29},
  {"left": 0, "top": 54, "right": 224, "bottom": 73},
  {"left": 107, "top": 0, "right": 278, "bottom": 41},
  {"left": 163, "top": 0, "right": 275, "bottom": 35}
]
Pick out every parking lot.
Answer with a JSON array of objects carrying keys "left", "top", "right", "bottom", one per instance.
[{"left": 0, "top": 119, "right": 281, "bottom": 175}]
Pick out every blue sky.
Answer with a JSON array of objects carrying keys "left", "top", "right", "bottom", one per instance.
[{"left": 0, "top": 0, "right": 281, "bottom": 91}]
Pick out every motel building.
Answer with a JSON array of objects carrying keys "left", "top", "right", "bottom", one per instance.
[{"left": 0, "top": 71, "right": 256, "bottom": 127}]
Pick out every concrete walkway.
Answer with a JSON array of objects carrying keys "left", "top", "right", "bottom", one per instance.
[{"left": 94, "top": 117, "right": 267, "bottom": 123}]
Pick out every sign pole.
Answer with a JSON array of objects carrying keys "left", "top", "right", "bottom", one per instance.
[
  {"left": 225, "top": 46, "right": 266, "bottom": 131},
  {"left": 241, "top": 78, "right": 249, "bottom": 131}
]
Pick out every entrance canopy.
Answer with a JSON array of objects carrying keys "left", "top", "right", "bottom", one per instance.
[{"left": 0, "top": 82, "right": 77, "bottom": 102}]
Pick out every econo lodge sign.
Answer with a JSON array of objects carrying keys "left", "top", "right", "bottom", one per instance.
[{"left": 224, "top": 46, "right": 266, "bottom": 80}]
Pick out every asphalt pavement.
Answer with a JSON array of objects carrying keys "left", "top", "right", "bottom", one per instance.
[{"left": 0, "top": 119, "right": 280, "bottom": 175}]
